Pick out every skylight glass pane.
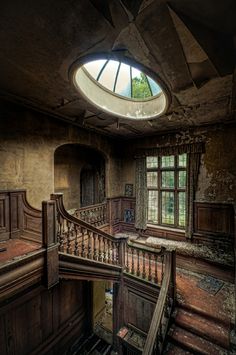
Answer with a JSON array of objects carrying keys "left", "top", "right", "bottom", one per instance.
[
  {"left": 115, "top": 63, "right": 131, "bottom": 98},
  {"left": 98, "top": 60, "right": 120, "bottom": 92},
  {"left": 131, "top": 67, "right": 151, "bottom": 99},
  {"left": 147, "top": 76, "right": 162, "bottom": 96},
  {"left": 84, "top": 60, "right": 107, "bottom": 80}
]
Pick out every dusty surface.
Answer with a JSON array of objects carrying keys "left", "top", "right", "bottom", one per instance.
[
  {"left": 0, "top": 239, "right": 41, "bottom": 264},
  {"left": 145, "top": 236, "right": 234, "bottom": 266}
]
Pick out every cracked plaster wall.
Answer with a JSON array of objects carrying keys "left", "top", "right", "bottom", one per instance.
[{"left": 120, "top": 123, "right": 236, "bottom": 204}]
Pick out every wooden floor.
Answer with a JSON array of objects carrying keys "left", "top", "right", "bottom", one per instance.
[{"left": 0, "top": 239, "right": 42, "bottom": 264}]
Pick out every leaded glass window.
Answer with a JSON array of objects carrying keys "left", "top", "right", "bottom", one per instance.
[{"left": 146, "top": 153, "right": 187, "bottom": 228}]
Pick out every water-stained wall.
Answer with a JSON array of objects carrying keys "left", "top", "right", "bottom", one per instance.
[
  {"left": 0, "top": 100, "right": 120, "bottom": 208},
  {"left": 118, "top": 123, "right": 236, "bottom": 204}
]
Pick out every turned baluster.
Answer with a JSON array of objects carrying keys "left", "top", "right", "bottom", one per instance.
[
  {"left": 107, "top": 240, "right": 111, "bottom": 264},
  {"left": 58, "top": 217, "right": 64, "bottom": 252},
  {"left": 66, "top": 221, "right": 71, "bottom": 254},
  {"left": 131, "top": 248, "right": 135, "bottom": 274},
  {"left": 154, "top": 254, "right": 158, "bottom": 284},
  {"left": 103, "top": 238, "right": 107, "bottom": 263},
  {"left": 126, "top": 246, "right": 130, "bottom": 272},
  {"left": 98, "top": 235, "right": 102, "bottom": 262},
  {"left": 81, "top": 228, "right": 85, "bottom": 257},
  {"left": 142, "top": 250, "right": 146, "bottom": 279},
  {"left": 137, "top": 249, "right": 140, "bottom": 276},
  {"left": 74, "top": 225, "right": 79, "bottom": 256},
  {"left": 111, "top": 241, "right": 115, "bottom": 264},
  {"left": 116, "top": 243, "right": 119, "bottom": 265},
  {"left": 93, "top": 233, "right": 97, "bottom": 260},
  {"left": 148, "top": 253, "right": 152, "bottom": 281},
  {"left": 87, "top": 231, "right": 92, "bottom": 259}
]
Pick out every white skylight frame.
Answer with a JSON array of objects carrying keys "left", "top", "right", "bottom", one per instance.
[{"left": 72, "top": 57, "right": 169, "bottom": 120}]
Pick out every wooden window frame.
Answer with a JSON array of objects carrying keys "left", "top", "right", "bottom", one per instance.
[{"left": 147, "top": 154, "right": 187, "bottom": 229}]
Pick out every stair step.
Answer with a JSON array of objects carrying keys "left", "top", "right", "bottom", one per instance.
[
  {"left": 169, "top": 325, "right": 228, "bottom": 355},
  {"left": 164, "top": 342, "right": 194, "bottom": 354},
  {"left": 174, "top": 307, "right": 230, "bottom": 349}
]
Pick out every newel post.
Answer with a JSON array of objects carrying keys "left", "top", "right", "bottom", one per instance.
[
  {"left": 42, "top": 200, "right": 59, "bottom": 289},
  {"left": 115, "top": 234, "right": 128, "bottom": 266}
]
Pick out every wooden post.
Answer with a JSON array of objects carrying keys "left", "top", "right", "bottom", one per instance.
[
  {"left": 116, "top": 234, "right": 128, "bottom": 266},
  {"left": 42, "top": 200, "right": 59, "bottom": 289}
]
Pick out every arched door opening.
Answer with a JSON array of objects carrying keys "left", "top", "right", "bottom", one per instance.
[{"left": 54, "top": 144, "right": 105, "bottom": 211}]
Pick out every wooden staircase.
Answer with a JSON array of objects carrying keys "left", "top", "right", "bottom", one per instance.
[
  {"left": 164, "top": 305, "right": 230, "bottom": 354},
  {"left": 65, "top": 333, "right": 113, "bottom": 355}
]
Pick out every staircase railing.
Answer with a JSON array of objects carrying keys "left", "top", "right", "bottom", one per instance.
[
  {"left": 50, "top": 194, "right": 126, "bottom": 266},
  {"left": 143, "top": 250, "right": 176, "bottom": 355},
  {"left": 74, "top": 201, "right": 108, "bottom": 227},
  {"left": 125, "top": 242, "right": 167, "bottom": 287}
]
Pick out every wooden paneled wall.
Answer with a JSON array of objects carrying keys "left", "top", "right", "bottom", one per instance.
[
  {"left": 194, "top": 202, "right": 234, "bottom": 245},
  {"left": 0, "top": 190, "right": 42, "bottom": 243},
  {"left": 122, "top": 275, "right": 159, "bottom": 334},
  {"left": 108, "top": 197, "right": 135, "bottom": 234},
  {"left": 108, "top": 197, "right": 234, "bottom": 246},
  {"left": 0, "top": 280, "right": 89, "bottom": 355}
]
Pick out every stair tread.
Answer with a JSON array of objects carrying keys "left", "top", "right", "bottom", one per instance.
[
  {"left": 174, "top": 307, "right": 230, "bottom": 349},
  {"left": 164, "top": 342, "right": 195, "bottom": 355},
  {"left": 169, "top": 325, "right": 228, "bottom": 355}
]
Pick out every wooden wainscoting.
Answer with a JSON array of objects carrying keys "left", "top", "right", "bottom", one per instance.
[
  {"left": 0, "top": 280, "right": 90, "bottom": 355},
  {"left": 194, "top": 201, "right": 234, "bottom": 246},
  {"left": 0, "top": 190, "right": 42, "bottom": 243}
]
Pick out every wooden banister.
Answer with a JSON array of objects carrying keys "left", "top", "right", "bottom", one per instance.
[
  {"left": 50, "top": 193, "right": 127, "bottom": 266},
  {"left": 143, "top": 250, "right": 176, "bottom": 355}
]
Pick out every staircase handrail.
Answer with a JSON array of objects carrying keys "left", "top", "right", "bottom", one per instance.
[
  {"left": 143, "top": 250, "right": 176, "bottom": 355},
  {"left": 50, "top": 193, "right": 127, "bottom": 265}
]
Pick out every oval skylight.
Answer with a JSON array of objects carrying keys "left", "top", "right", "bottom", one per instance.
[{"left": 73, "top": 59, "right": 168, "bottom": 120}]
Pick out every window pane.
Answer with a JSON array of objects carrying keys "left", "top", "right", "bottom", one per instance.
[
  {"left": 115, "top": 63, "right": 131, "bottom": 97},
  {"left": 178, "top": 154, "right": 187, "bottom": 167},
  {"left": 131, "top": 68, "right": 152, "bottom": 99},
  {"left": 161, "top": 155, "right": 174, "bottom": 168},
  {"left": 178, "top": 171, "right": 186, "bottom": 188},
  {"left": 98, "top": 60, "right": 120, "bottom": 91},
  {"left": 147, "top": 172, "right": 158, "bottom": 187},
  {"left": 146, "top": 156, "right": 158, "bottom": 168},
  {"left": 161, "top": 192, "right": 174, "bottom": 225},
  {"left": 161, "top": 171, "right": 174, "bottom": 188},
  {"left": 147, "top": 75, "right": 162, "bottom": 96},
  {"left": 148, "top": 190, "right": 158, "bottom": 222},
  {"left": 84, "top": 59, "right": 107, "bottom": 80},
  {"left": 178, "top": 192, "right": 186, "bottom": 226}
]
